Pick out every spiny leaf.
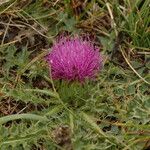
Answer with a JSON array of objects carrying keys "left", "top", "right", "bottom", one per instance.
[
  {"left": 81, "top": 112, "right": 106, "bottom": 137},
  {"left": 0, "top": 114, "right": 48, "bottom": 124}
]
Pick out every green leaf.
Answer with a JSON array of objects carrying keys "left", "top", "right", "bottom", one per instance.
[
  {"left": 24, "top": 88, "right": 59, "bottom": 99},
  {"left": 81, "top": 112, "right": 106, "bottom": 137},
  {"left": 0, "top": 114, "right": 48, "bottom": 124}
]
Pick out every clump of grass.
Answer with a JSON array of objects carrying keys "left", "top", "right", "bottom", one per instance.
[{"left": 0, "top": 0, "right": 150, "bottom": 149}]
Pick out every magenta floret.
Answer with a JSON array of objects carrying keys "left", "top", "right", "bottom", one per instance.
[{"left": 46, "top": 36, "right": 102, "bottom": 81}]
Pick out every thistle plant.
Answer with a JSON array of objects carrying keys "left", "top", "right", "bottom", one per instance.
[{"left": 46, "top": 36, "right": 102, "bottom": 82}]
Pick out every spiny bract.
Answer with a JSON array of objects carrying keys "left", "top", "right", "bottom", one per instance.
[{"left": 46, "top": 36, "right": 102, "bottom": 81}]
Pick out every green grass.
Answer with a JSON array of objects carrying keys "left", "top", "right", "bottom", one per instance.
[{"left": 0, "top": 0, "right": 150, "bottom": 149}]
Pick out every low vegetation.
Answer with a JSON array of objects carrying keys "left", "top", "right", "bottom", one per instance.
[{"left": 0, "top": 0, "right": 149, "bottom": 149}]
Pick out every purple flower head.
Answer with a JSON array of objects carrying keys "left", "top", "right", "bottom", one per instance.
[{"left": 46, "top": 36, "right": 102, "bottom": 82}]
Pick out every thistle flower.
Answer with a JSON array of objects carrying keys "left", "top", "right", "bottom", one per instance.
[{"left": 46, "top": 36, "right": 102, "bottom": 81}]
